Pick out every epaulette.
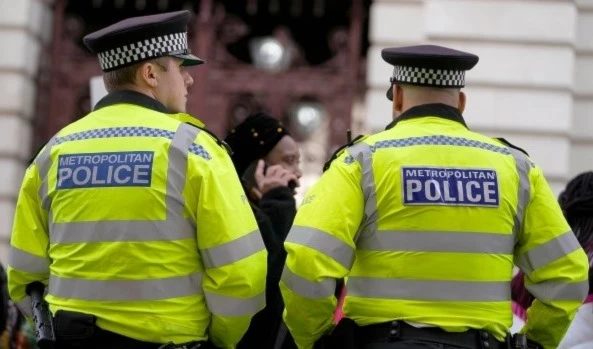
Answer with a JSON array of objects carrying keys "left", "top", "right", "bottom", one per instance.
[
  {"left": 187, "top": 123, "right": 233, "bottom": 155},
  {"left": 170, "top": 113, "right": 233, "bottom": 155},
  {"left": 28, "top": 144, "right": 45, "bottom": 166},
  {"left": 494, "top": 137, "right": 529, "bottom": 156},
  {"left": 28, "top": 136, "right": 58, "bottom": 167},
  {"left": 323, "top": 135, "right": 368, "bottom": 172}
]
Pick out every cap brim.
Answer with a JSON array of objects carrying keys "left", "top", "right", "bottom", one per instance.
[
  {"left": 173, "top": 53, "right": 205, "bottom": 66},
  {"left": 386, "top": 85, "right": 393, "bottom": 101}
]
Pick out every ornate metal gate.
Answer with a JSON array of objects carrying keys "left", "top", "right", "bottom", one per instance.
[{"left": 36, "top": 0, "right": 369, "bottom": 154}]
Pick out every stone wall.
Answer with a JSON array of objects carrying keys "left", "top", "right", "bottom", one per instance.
[
  {"left": 572, "top": 0, "right": 593, "bottom": 177},
  {"left": 0, "top": 0, "right": 53, "bottom": 265}
]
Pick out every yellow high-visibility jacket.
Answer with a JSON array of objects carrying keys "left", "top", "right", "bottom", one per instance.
[
  {"left": 8, "top": 90, "right": 267, "bottom": 349},
  {"left": 280, "top": 103, "right": 589, "bottom": 349}
]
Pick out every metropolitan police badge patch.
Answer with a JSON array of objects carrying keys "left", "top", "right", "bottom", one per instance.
[
  {"left": 402, "top": 167, "right": 499, "bottom": 207},
  {"left": 57, "top": 151, "right": 154, "bottom": 189}
]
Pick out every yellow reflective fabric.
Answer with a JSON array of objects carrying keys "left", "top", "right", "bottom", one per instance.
[
  {"left": 168, "top": 112, "right": 206, "bottom": 129},
  {"left": 281, "top": 115, "right": 589, "bottom": 349},
  {"left": 7, "top": 161, "right": 49, "bottom": 318},
  {"left": 516, "top": 164, "right": 589, "bottom": 349},
  {"left": 8, "top": 102, "right": 266, "bottom": 348}
]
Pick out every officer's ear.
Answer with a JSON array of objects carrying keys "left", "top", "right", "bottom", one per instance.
[
  {"left": 458, "top": 91, "right": 466, "bottom": 114},
  {"left": 137, "top": 61, "right": 162, "bottom": 88},
  {"left": 393, "top": 84, "right": 404, "bottom": 116}
]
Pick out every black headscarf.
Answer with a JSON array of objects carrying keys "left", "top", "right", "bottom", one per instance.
[{"left": 224, "top": 112, "right": 290, "bottom": 176}]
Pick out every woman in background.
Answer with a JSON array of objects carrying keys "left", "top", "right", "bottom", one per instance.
[{"left": 224, "top": 112, "right": 301, "bottom": 349}]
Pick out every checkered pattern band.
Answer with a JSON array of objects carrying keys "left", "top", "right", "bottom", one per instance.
[
  {"left": 55, "top": 127, "right": 211, "bottom": 160},
  {"left": 344, "top": 135, "right": 510, "bottom": 164},
  {"left": 391, "top": 65, "right": 465, "bottom": 87},
  {"left": 189, "top": 143, "right": 212, "bottom": 160},
  {"left": 98, "top": 32, "right": 189, "bottom": 71}
]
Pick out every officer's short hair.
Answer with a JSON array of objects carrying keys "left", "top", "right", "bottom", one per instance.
[{"left": 103, "top": 57, "right": 169, "bottom": 92}]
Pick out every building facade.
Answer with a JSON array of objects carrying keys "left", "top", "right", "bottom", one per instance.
[
  {"left": 366, "top": 0, "right": 593, "bottom": 195},
  {"left": 0, "top": 0, "right": 592, "bottom": 264}
]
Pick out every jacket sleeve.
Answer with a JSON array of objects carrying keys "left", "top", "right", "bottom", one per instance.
[
  {"left": 280, "top": 151, "right": 364, "bottom": 349},
  {"left": 516, "top": 164, "right": 589, "bottom": 349},
  {"left": 7, "top": 162, "right": 51, "bottom": 318},
  {"left": 190, "top": 137, "right": 268, "bottom": 349}
]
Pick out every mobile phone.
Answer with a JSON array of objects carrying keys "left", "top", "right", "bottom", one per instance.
[{"left": 288, "top": 179, "right": 297, "bottom": 191}]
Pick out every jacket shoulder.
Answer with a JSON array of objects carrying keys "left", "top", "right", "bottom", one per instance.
[
  {"left": 323, "top": 134, "right": 369, "bottom": 172},
  {"left": 169, "top": 113, "right": 233, "bottom": 155},
  {"left": 186, "top": 123, "right": 233, "bottom": 156},
  {"left": 494, "top": 137, "right": 529, "bottom": 156}
]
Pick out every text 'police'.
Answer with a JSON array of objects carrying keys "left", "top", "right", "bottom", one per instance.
[
  {"left": 402, "top": 167, "right": 499, "bottom": 207},
  {"left": 57, "top": 151, "right": 154, "bottom": 189}
]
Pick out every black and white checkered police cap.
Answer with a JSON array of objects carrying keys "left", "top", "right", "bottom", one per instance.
[
  {"left": 382, "top": 45, "right": 479, "bottom": 101},
  {"left": 83, "top": 10, "right": 204, "bottom": 72}
]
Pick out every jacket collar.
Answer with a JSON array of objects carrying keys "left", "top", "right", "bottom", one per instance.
[
  {"left": 385, "top": 103, "right": 468, "bottom": 130},
  {"left": 93, "top": 90, "right": 170, "bottom": 114}
]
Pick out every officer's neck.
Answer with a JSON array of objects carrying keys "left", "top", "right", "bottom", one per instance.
[
  {"left": 117, "top": 85, "right": 158, "bottom": 101},
  {"left": 387, "top": 103, "right": 468, "bottom": 130},
  {"left": 395, "top": 101, "right": 460, "bottom": 120}
]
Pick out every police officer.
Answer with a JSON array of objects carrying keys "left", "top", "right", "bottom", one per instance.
[
  {"left": 279, "top": 45, "right": 589, "bottom": 349},
  {"left": 7, "top": 11, "right": 267, "bottom": 349}
]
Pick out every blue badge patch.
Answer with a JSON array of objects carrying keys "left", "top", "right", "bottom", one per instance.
[
  {"left": 402, "top": 167, "right": 499, "bottom": 207},
  {"left": 57, "top": 151, "right": 154, "bottom": 189}
]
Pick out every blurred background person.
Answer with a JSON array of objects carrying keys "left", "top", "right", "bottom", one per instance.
[
  {"left": 512, "top": 171, "right": 593, "bottom": 349},
  {"left": 0, "top": 262, "right": 36, "bottom": 349},
  {"left": 0, "top": 263, "right": 6, "bottom": 345},
  {"left": 224, "top": 112, "right": 301, "bottom": 349}
]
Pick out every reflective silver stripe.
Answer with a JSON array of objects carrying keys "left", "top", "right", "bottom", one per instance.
[
  {"left": 200, "top": 230, "right": 265, "bottom": 269},
  {"left": 36, "top": 137, "right": 57, "bottom": 212},
  {"left": 349, "top": 143, "right": 377, "bottom": 243},
  {"left": 49, "top": 217, "right": 194, "bottom": 243},
  {"left": 281, "top": 266, "right": 336, "bottom": 299},
  {"left": 286, "top": 226, "right": 355, "bottom": 269},
  {"left": 9, "top": 247, "right": 51, "bottom": 274},
  {"left": 347, "top": 277, "right": 511, "bottom": 301},
  {"left": 15, "top": 297, "right": 33, "bottom": 318},
  {"left": 48, "top": 123, "right": 198, "bottom": 243},
  {"left": 526, "top": 280, "right": 589, "bottom": 301},
  {"left": 48, "top": 272, "right": 203, "bottom": 301},
  {"left": 204, "top": 291, "right": 265, "bottom": 316},
  {"left": 508, "top": 148, "right": 531, "bottom": 243},
  {"left": 166, "top": 123, "right": 200, "bottom": 219},
  {"left": 516, "top": 231, "right": 582, "bottom": 274},
  {"left": 357, "top": 230, "right": 514, "bottom": 254}
]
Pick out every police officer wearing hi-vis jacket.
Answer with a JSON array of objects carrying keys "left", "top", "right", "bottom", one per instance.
[
  {"left": 280, "top": 45, "right": 589, "bottom": 349},
  {"left": 7, "top": 10, "right": 267, "bottom": 349}
]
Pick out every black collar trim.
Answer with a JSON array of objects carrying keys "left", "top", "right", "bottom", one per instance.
[
  {"left": 385, "top": 103, "right": 468, "bottom": 130},
  {"left": 93, "top": 90, "right": 170, "bottom": 114}
]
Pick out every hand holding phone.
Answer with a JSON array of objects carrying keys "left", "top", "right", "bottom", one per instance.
[
  {"left": 242, "top": 160, "right": 299, "bottom": 199},
  {"left": 241, "top": 160, "right": 266, "bottom": 191}
]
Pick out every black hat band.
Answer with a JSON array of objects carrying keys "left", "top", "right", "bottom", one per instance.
[
  {"left": 98, "top": 32, "right": 189, "bottom": 71},
  {"left": 391, "top": 65, "right": 466, "bottom": 88}
]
